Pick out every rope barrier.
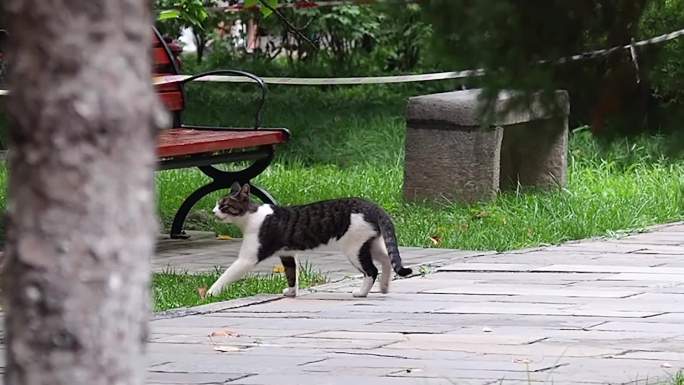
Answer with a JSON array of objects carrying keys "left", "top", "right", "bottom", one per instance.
[
  {"left": 152, "top": 69, "right": 485, "bottom": 86},
  {"left": 540, "top": 27, "right": 684, "bottom": 65},
  {"left": 2, "top": 26, "right": 684, "bottom": 94}
]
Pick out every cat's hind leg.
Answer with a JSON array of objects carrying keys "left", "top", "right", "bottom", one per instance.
[
  {"left": 352, "top": 239, "right": 378, "bottom": 298},
  {"left": 371, "top": 237, "right": 392, "bottom": 294},
  {"left": 280, "top": 255, "right": 298, "bottom": 297},
  {"left": 207, "top": 257, "right": 257, "bottom": 297}
]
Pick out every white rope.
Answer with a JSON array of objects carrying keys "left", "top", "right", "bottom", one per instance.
[
  {"left": 2, "top": 26, "right": 684, "bottom": 95},
  {"left": 154, "top": 69, "right": 485, "bottom": 86},
  {"left": 541, "top": 27, "right": 684, "bottom": 65}
]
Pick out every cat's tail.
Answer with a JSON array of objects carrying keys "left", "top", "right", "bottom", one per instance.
[{"left": 377, "top": 210, "right": 412, "bottom": 277}]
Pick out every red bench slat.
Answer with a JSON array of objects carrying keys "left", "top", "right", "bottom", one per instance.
[
  {"left": 155, "top": 82, "right": 182, "bottom": 93},
  {"left": 153, "top": 47, "right": 171, "bottom": 66},
  {"left": 157, "top": 129, "right": 288, "bottom": 158},
  {"left": 158, "top": 91, "right": 184, "bottom": 111}
]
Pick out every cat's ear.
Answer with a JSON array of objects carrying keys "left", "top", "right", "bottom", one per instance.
[
  {"left": 230, "top": 182, "right": 241, "bottom": 195},
  {"left": 239, "top": 183, "right": 251, "bottom": 197}
]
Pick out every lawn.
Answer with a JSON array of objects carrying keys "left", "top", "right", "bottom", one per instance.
[
  {"left": 157, "top": 83, "right": 684, "bottom": 251},
  {"left": 154, "top": 264, "right": 327, "bottom": 312}
]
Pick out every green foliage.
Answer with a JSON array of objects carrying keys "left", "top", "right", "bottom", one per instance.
[
  {"left": 175, "top": 2, "right": 433, "bottom": 75},
  {"left": 640, "top": 0, "right": 684, "bottom": 107},
  {"left": 157, "top": 9, "right": 181, "bottom": 21},
  {"left": 244, "top": 0, "right": 279, "bottom": 18},
  {"left": 317, "top": 5, "right": 380, "bottom": 65},
  {"left": 155, "top": 0, "right": 216, "bottom": 41},
  {"left": 424, "top": 1, "right": 608, "bottom": 86},
  {"left": 155, "top": 0, "right": 221, "bottom": 63},
  {"left": 295, "top": 3, "right": 433, "bottom": 72},
  {"left": 378, "top": 4, "right": 432, "bottom": 72},
  {"left": 671, "top": 371, "right": 684, "bottom": 385},
  {"left": 422, "top": 0, "right": 675, "bottom": 136},
  {"left": 241, "top": 4, "right": 385, "bottom": 70},
  {"left": 156, "top": 0, "right": 209, "bottom": 28}
]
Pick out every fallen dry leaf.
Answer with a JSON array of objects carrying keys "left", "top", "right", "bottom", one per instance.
[
  {"left": 513, "top": 358, "right": 531, "bottom": 364},
  {"left": 197, "top": 287, "right": 208, "bottom": 300},
  {"left": 216, "top": 235, "right": 233, "bottom": 241},
  {"left": 209, "top": 329, "right": 239, "bottom": 338},
  {"left": 213, "top": 345, "right": 240, "bottom": 353},
  {"left": 428, "top": 236, "right": 441, "bottom": 246},
  {"left": 473, "top": 210, "right": 490, "bottom": 219},
  {"left": 272, "top": 264, "right": 285, "bottom": 273}
]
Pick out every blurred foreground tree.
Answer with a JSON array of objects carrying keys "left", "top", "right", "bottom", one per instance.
[
  {"left": 1, "top": 0, "right": 161, "bottom": 384},
  {"left": 424, "top": 0, "right": 671, "bottom": 137}
]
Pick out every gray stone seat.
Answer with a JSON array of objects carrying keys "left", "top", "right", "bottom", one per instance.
[{"left": 403, "top": 89, "right": 570, "bottom": 203}]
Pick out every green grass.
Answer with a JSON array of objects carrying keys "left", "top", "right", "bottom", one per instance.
[
  {"left": 153, "top": 264, "right": 327, "bottom": 312},
  {"left": 673, "top": 371, "right": 684, "bottom": 385},
  {"left": 156, "top": 85, "right": 684, "bottom": 251},
  {"left": 669, "top": 372, "right": 684, "bottom": 385}
]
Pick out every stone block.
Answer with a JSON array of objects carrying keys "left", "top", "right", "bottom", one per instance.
[
  {"left": 404, "top": 124, "right": 503, "bottom": 203},
  {"left": 404, "top": 89, "right": 569, "bottom": 203}
]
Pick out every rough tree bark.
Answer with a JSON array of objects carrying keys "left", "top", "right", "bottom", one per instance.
[{"left": 1, "top": 1, "right": 163, "bottom": 385}]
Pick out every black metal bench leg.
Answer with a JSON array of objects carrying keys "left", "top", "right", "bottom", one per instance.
[
  {"left": 170, "top": 181, "right": 224, "bottom": 239},
  {"left": 248, "top": 183, "right": 277, "bottom": 205},
  {"left": 170, "top": 181, "right": 277, "bottom": 238},
  {"left": 168, "top": 146, "right": 278, "bottom": 239}
]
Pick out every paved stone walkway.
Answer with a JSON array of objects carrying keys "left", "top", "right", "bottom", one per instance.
[
  {"left": 154, "top": 232, "right": 489, "bottom": 282},
  {"left": 146, "top": 223, "right": 684, "bottom": 385}
]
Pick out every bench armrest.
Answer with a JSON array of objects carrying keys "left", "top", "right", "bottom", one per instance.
[{"left": 181, "top": 69, "right": 267, "bottom": 129}]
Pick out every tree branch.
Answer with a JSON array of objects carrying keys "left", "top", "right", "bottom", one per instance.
[{"left": 256, "top": 0, "right": 317, "bottom": 49}]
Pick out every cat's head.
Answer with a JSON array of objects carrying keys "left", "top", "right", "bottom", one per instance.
[{"left": 213, "top": 182, "right": 252, "bottom": 222}]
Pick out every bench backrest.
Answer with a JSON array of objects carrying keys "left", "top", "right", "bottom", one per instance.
[{"left": 153, "top": 28, "right": 184, "bottom": 126}]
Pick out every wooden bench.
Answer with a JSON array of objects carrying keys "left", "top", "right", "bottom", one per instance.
[{"left": 153, "top": 28, "right": 289, "bottom": 238}]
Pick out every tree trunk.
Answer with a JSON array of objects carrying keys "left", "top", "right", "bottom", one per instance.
[{"left": 1, "top": 1, "right": 162, "bottom": 385}]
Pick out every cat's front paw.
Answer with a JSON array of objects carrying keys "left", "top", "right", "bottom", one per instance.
[
  {"left": 206, "top": 285, "right": 223, "bottom": 297},
  {"left": 352, "top": 289, "right": 369, "bottom": 298},
  {"left": 282, "top": 287, "right": 297, "bottom": 297},
  {"left": 380, "top": 282, "right": 389, "bottom": 294}
]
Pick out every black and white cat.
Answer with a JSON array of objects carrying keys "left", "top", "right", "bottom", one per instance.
[{"left": 207, "top": 183, "right": 412, "bottom": 298}]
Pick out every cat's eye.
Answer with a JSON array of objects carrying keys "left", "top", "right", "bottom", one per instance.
[{"left": 221, "top": 205, "right": 241, "bottom": 215}]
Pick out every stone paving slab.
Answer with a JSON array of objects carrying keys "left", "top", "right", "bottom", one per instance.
[{"left": 423, "top": 285, "right": 642, "bottom": 298}]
